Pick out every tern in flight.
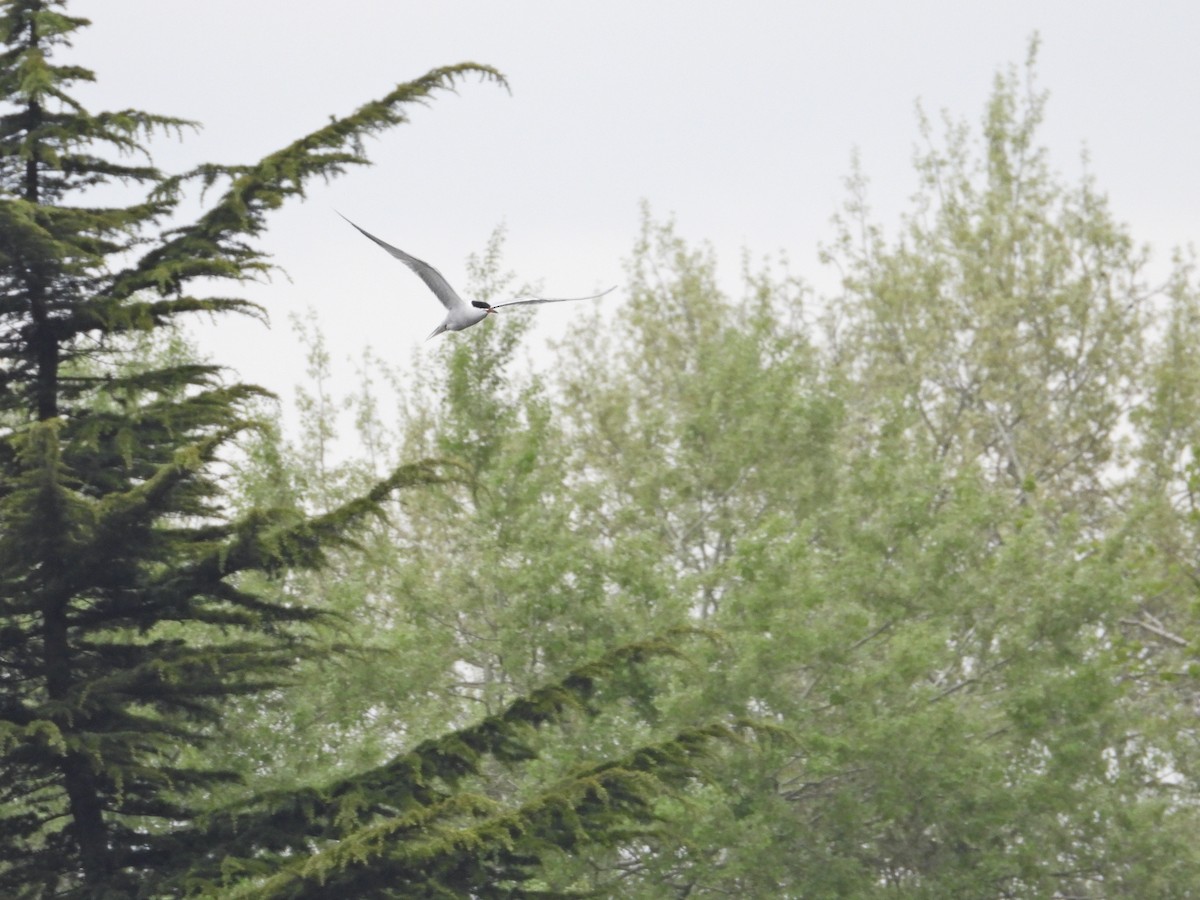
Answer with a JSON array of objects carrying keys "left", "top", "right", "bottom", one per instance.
[{"left": 339, "top": 214, "right": 615, "bottom": 340}]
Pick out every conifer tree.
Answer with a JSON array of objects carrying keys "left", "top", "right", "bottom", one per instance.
[
  {"left": 0, "top": 0, "right": 477, "bottom": 890},
  {"left": 0, "top": 3, "right": 729, "bottom": 896}
]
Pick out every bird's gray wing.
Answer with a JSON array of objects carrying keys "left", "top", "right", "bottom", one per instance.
[
  {"left": 339, "top": 213, "right": 466, "bottom": 312},
  {"left": 491, "top": 285, "right": 616, "bottom": 310}
]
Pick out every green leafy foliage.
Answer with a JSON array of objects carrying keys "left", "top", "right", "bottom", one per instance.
[{"left": 227, "top": 43, "right": 1200, "bottom": 898}]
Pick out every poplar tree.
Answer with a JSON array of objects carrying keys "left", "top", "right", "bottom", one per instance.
[{"left": 0, "top": 2, "right": 726, "bottom": 895}]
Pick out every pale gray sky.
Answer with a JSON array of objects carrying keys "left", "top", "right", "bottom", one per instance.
[{"left": 65, "top": 1, "right": 1200, "bottom": 408}]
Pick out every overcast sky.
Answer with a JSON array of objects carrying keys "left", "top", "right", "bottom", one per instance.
[{"left": 63, "top": 1, "right": 1200, "bottom": 414}]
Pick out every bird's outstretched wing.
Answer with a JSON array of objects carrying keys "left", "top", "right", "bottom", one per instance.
[
  {"left": 339, "top": 213, "right": 466, "bottom": 312},
  {"left": 491, "top": 286, "right": 617, "bottom": 310}
]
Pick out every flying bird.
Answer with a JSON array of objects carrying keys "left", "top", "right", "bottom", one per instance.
[{"left": 339, "top": 213, "right": 615, "bottom": 340}]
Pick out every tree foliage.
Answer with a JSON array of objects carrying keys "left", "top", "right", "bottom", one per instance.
[{"left": 5, "top": 5, "right": 1200, "bottom": 896}]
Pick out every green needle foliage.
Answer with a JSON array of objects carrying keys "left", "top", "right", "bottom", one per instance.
[{"left": 191, "top": 640, "right": 735, "bottom": 899}]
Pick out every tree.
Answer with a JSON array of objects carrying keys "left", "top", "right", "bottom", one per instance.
[
  {"left": 460, "top": 56, "right": 1199, "bottom": 892},
  {"left": 0, "top": 3, "right": 732, "bottom": 895},
  {"left": 823, "top": 41, "right": 1152, "bottom": 525}
]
